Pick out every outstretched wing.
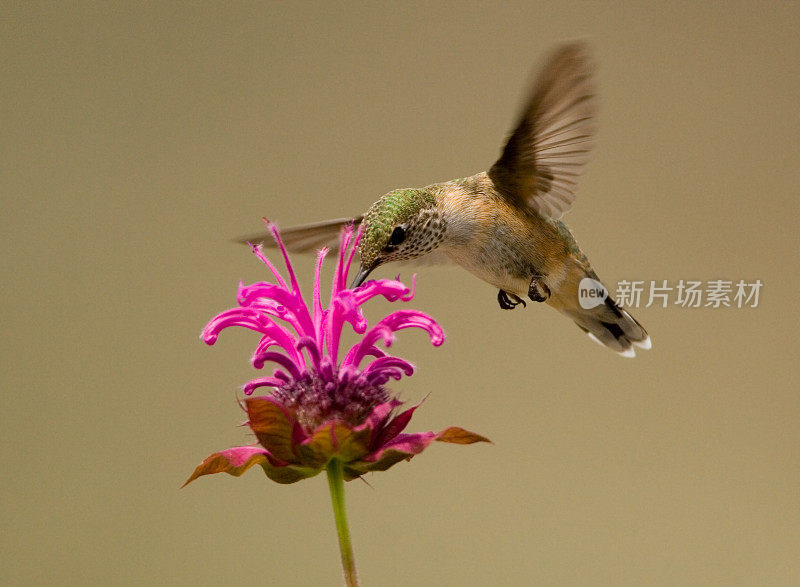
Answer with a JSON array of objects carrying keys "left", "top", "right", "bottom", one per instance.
[
  {"left": 488, "top": 42, "right": 597, "bottom": 220},
  {"left": 235, "top": 216, "right": 363, "bottom": 255},
  {"left": 236, "top": 215, "right": 450, "bottom": 266}
]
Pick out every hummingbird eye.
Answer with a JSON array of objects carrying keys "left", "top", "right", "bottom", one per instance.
[{"left": 389, "top": 226, "right": 406, "bottom": 246}]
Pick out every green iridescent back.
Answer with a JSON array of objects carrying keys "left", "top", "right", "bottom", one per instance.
[{"left": 359, "top": 188, "right": 435, "bottom": 265}]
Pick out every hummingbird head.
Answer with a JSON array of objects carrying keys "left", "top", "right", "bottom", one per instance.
[{"left": 351, "top": 188, "right": 444, "bottom": 287}]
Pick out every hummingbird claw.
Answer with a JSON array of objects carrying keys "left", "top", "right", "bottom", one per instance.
[
  {"left": 498, "top": 290, "right": 526, "bottom": 310},
  {"left": 528, "top": 275, "right": 550, "bottom": 303}
]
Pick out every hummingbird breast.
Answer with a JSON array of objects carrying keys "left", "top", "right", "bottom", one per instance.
[{"left": 434, "top": 173, "right": 573, "bottom": 296}]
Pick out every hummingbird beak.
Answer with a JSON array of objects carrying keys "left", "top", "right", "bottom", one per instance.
[{"left": 350, "top": 262, "right": 377, "bottom": 289}]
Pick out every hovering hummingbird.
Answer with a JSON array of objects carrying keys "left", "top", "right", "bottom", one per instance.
[{"left": 243, "top": 42, "right": 650, "bottom": 357}]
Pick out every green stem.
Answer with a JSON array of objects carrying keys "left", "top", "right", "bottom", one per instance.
[{"left": 326, "top": 458, "right": 358, "bottom": 587}]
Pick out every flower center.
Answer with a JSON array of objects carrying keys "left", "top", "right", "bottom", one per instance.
[{"left": 273, "top": 369, "right": 389, "bottom": 432}]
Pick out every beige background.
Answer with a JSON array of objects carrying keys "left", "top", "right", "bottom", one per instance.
[{"left": 3, "top": 2, "right": 799, "bottom": 585}]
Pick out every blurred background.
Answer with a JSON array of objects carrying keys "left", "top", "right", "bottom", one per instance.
[{"left": 3, "top": 2, "right": 799, "bottom": 585}]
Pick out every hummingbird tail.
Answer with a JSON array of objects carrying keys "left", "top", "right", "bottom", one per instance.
[{"left": 549, "top": 274, "right": 651, "bottom": 357}]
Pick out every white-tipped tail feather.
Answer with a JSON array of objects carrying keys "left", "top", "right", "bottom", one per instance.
[
  {"left": 548, "top": 271, "right": 651, "bottom": 357},
  {"left": 575, "top": 298, "right": 649, "bottom": 357}
]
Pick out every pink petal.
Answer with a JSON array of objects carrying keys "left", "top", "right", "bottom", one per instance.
[
  {"left": 251, "top": 335, "right": 304, "bottom": 370},
  {"left": 350, "top": 277, "right": 413, "bottom": 305},
  {"left": 325, "top": 291, "right": 367, "bottom": 363},
  {"left": 295, "top": 336, "right": 322, "bottom": 370},
  {"left": 333, "top": 225, "right": 354, "bottom": 295},
  {"left": 312, "top": 248, "right": 328, "bottom": 342},
  {"left": 361, "top": 356, "right": 415, "bottom": 379},
  {"left": 202, "top": 307, "right": 273, "bottom": 344},
  {"left": 344, "top": 309, "right": 445, "bottom": 368},
  {"left": 269, "top": 222, "right": 303, "bottom": 297},
  {"left": 365, "top": 370, "right": 395, "bottom": 386},
  {"left": 241, "top": 376, "right": 284, "bottom": 396},
  {"left": 342, "top": 225, "right": 363, "bottom": 288},
  {"left": 248, "top": 242, "right": 287, "bottom": 289},
  {"left": 250, "top": 351, "right": 303, "bottom": 380},
  {"left": 237, "top": 282, "right": 314, "bottom": 337},
  {"left": 237, "top": 295, "right": 289, "bottom": 321}
]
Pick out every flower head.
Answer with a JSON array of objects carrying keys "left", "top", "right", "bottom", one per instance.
[{"left": 185, "top": 223, "right": 488, "bottom": 486}]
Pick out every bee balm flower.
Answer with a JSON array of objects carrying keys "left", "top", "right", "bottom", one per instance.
[{"left": 185, "top": 224, "right": 488, "bottom": 487}]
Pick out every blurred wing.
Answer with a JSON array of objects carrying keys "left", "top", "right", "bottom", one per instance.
[
  {"left": 235, "top": 216, "right": 363, "bottom": 254},
  {"left": 488, "top": 42, "right": 597, "bottom": 220}
]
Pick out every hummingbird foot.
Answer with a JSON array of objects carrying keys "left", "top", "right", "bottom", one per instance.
[
  {"left": 498, "top": 289, "right": 527, "bottom": 310},
  {"left": 528, "top": 275, "right": 551, "bottom": 302}
]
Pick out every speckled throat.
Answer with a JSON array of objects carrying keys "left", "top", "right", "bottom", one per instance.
[{"left": 389, "top": 207, "right": 447, "bottom": 261}]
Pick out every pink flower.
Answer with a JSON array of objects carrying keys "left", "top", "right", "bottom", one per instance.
[{"left": 184, "top": 224, "right": 488, "bottom": 487}]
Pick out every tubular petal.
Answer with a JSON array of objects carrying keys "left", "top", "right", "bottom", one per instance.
[
  {"left": 269, "top": 223, "right": 303, "bottom": 298},
  {"left": 251, "top": 333, "right": 303, "bottom": 369},
  {"left": 333, "top": 225, "right": 354, "bottom": 295},
  {"left": 250, "top": 351, "right": 303, "bottom": 379},
  {"left": 237, "top": 282, "right": 314, "bottom": 336},
  {"left": 313, "top": 248, "right": 328, "bottom": 342},
  {"left": 365, "top": 368, "right": 404, "bottom": 385},
  {"left": 258, "top": 321, "right": 303, "bottom": 357},
  {"left": 341, "top": 224, "right": 363, "bottom": 292},
  {"left": 272, "top": 369, "right": 291, "bottom": 384},
  {"left": 249, "top": 244, "right": 287, "bottom": 289},
  {"left": 362, "top": 356, "right": 415, "bottom": 378},
  {"left": 296, "top": 336, "right": 322, "bottom": 371},
  {"left": 401, "top": 274, "right": 417, "bottom": 301},
  {"left": 351, "top": 278, "right": 413, "bottom": 305},
  {"left": 242, "top": 377, "right": 284, "bottom": 395},
  {"left": 203, "top": 308, "right": 273, "bottom": 344},
  {"left": 345, "top": 310, "right": 444, "bottom": 368}
]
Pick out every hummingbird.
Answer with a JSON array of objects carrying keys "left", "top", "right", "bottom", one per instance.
[{"left": 243, "top": 42, "right": 650, "bottom": 357}]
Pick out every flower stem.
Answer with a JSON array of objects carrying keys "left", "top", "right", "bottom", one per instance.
[{"left": 326, "top": 458, "right": 358, "bottom": 586}]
